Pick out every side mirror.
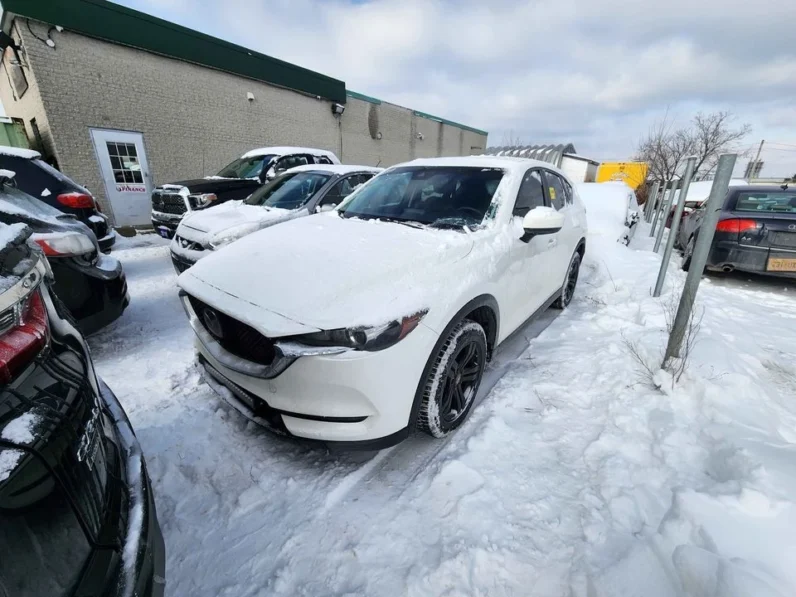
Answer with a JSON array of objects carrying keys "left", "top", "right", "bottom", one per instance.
[
  {"left": 520, "top": 206, "right": 564, "bottom": 243},
  {"left": 0, "top": 168, "right": 16, "bottom": 186}
]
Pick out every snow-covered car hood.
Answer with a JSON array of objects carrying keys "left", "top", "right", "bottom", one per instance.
[
  {"left": 177, "top": 201, "right": 299, "bottom": 243},
  {"left": 178, "top": 214, "right": 475, "bottom": 336}
]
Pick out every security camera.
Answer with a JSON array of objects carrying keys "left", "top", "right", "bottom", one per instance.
[
  {"left": 331, "top": 103, "right": 345, "bottom": 116},
  {"left": 416, "top": 132, "right": 424, "bottom": 140},
  {"left": 246, "top": 92, "right": 255, "bottom": 102}
]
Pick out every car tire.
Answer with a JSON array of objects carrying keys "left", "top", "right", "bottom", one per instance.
[
  {"left": 682, "top": 236, "right": 695, "bottom": 271},
  {"left": 416, "top": 320, "right": 487, "bottom": 438},
  {"left": 553, "top": 251, "right": 582, "bottom": 309}
]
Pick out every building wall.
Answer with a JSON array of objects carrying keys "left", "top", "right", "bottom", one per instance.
[
  {"left": 0, "top": 21, "right": 56, "bottom": 160},
  {"left": 0, "top": 20, "right": 489, "bottom": 224}
]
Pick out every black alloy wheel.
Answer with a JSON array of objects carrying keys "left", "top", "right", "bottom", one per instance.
[
  {"left": 417, "top": 321, "right": 487, "bottom": 438},
  {"left": 554, "top": 252, "right": 582, "bottom": 309}
]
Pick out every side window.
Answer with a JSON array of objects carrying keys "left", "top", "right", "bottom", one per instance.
[
  {"left": 513, "top": 169, "right": 546, "bottom": 216},
  {"left": 275, "top": 155, "right": 309, "bottom": 173},
  {"left": 320, "top": 176, "right": 355, "bottom": 207},
  {"left": 315, "top": 156, "right": 333, "bottom": 165},
  {"left": 544, "top": 171, "right": 566, "bottom": 211},
  {"left": 562, "top": 178, "right": 574, "bottom": 204}
]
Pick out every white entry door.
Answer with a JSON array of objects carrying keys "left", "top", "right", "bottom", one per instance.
[{"left": 90, "top": 128, "right": 152, "bottom": 226}]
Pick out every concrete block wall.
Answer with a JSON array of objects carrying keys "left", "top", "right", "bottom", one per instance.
[{"left": 2, "top": 20, "right": 488, "bottom": 224}]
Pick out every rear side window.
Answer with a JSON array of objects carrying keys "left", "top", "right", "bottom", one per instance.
[
  {"left": 315, "top": 156, "right": 333, "bottom": 165},
  {"left": 544, "top": 171, "right": 566, "bottom": 211},
  {"left": 514, "top": 170, "right": 546, "bottom": 216},
  {"left": 734, "top": 191, "right": 796, "bottom": 214}
]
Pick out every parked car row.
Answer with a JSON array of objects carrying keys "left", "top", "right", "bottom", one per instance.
[{"left": 151, "top": 146, "right": 340, "bottom": 239}]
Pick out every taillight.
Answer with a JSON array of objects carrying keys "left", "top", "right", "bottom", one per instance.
[
  {"left": 0, "top": 288, "right": 49, "bottom": 384},
  {"left": 32, "top": 232, "right": 94, "bottom": 257},
  {"left": 57, "top": 192, "right": 95, "bottom": 209},
  {"left": 716, "top": 219, "right": 758, "bottom": 233}
]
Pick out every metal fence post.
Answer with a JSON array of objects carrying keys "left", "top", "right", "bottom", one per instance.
[
  {"left": 644, "top": 180, "right": 660, "bottom": 223},
  {"left": 649, "top": 181, "right": 667, "bottom": 236},
  {"left": 653, "top": 157, "right": 696, "bottom": 297},
  {"left": 663, "top": 153, "right": 737, "bottom": 362},
  {"left": 653, "top": 181, "right": 678, "bottom": 251}
]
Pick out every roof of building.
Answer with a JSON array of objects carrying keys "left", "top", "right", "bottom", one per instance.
[
  {"left": 0, "top": 0, "right": 346, "bottom": 103},
  {"left": 1, "top": 1, "right": 488, "bottom": 138},
  {"left": 240, "top": 147, "right": 340, "bottom": 161},
  {"left": 484, "top": 144, "right": 581, "bottom": 168}
]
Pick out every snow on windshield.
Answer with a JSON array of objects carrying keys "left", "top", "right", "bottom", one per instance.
[
  {"left": 1, "top": 412, "right": 42, "bottom": 444},
  {"left": 0, "top": 184, "right": 67, "bottom": 222}
]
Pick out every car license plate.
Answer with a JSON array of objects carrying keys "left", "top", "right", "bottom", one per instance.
[
  {"left": 767, "top": 257, "right": 796, "bottom": 272},
  {"left": 158, "top": 228, "right": 170, "bottom": 239}
]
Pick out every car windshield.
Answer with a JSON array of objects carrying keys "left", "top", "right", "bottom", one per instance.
[
  {"left": 216, "top": 154, "right": 276, "bottom": 179},
  {"left": 338, "top": 166, "right": 504, "bottom": 228},
  {"left": 735, "top": 191, "right": 796, "bottom": 214},
  {"left": 244, "top": 172, "right": 331, "bottom": 210}
]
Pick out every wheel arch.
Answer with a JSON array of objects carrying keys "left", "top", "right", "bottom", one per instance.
[
  {"left": 576, "top": 237, "right": 586, "bottom": 258},
  {"left": 408, "top": 294, "right": 499, "bottom": 431}
]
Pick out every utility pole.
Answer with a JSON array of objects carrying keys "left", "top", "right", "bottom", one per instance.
[
  {"left": 663, "top": 153, "right": 737, "bottom": 363},
  {"left": 753, "top": 140, "right": 764, "bottom": 170},
  {"left": 652, "top": 180, "right": 678, "bottom": 248},
  {"left": 653, "top": 157, "right": 696, "bottom": 297}
]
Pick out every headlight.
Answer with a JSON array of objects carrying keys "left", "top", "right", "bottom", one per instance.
[
  {"left": 208, "top": 222, "right": 262, "bottom": 250},
  {"left": 190, "top": 193, "right": 217, "bottom": 207},
  {"left": 283, "top": 310, "right": 427, "bottom": 354}
]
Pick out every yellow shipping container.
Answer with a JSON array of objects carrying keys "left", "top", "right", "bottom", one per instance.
[{"left": 596, "top": 162, "right": 648, "bottom": 190}]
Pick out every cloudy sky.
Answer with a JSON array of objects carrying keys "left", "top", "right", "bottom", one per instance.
[{"left": 119, "top": 0, "right": 796, "bottom": 176}]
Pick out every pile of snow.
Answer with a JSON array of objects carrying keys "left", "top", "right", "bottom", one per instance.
[
  {"left": 578, "top": 181, "right": 640, "bottom": 244},
  {"left": 90, "top": 218, "right": 796, "bottom": 597},
  {"left": 1, "top": 412, "right": 41, "bottom": 444}
]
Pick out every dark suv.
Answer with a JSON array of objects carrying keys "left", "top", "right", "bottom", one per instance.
[
  {"left": 151, "top": 146, "right": 340, "bottom": 238},
  {"left": 0, "top": 224, "right": 165, "bottom": 596},
  {"left": 0, "top": 146, "right": 115, "bottom": 252},
  {"left": 680, "top": 185, "right": 796, "bottom": 277}
]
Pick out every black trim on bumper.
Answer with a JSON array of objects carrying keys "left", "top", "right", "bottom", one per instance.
[{"left": 707, "top": 241, "right": 796, "bottom": 278}]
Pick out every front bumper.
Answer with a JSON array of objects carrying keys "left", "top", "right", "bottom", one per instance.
[
  {"left": 99, "top": 379, "right": 166, "bottom": 597},
  {"left": 50, "top": 254, "right": 130, "bottom": 334},
  {"left": 707, "top": 241, "right": 796, "bottom": 278},
  {"left": 151, "top": 212, "right": 184, "bottom": 239},
  {"left": 189, "top": 311, "right": 440, "bottom": 448}
]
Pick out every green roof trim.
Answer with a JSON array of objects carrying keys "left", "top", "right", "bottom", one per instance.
[
  {"left": 412, "top": 110, "right": 488, "bottom": 136},
  {"left": 346, "top": 90, "right": 382, "bottom": 105},
  {"left": 0, "top": 0, "right": 347, "bottom": 103}
]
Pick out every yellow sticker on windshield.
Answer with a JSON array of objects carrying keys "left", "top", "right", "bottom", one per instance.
[{"left": 549, "top": 187, "right": 556, "bottom": 200}]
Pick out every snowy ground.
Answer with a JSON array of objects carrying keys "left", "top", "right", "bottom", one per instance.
[{"left": 90, "top": 213, "right": 796, "bottom": 596}]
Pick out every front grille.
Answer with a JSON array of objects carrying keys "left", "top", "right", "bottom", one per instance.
[
  {"left": 188, "top": 295, "right": 276, "bottom": 365},
  {"left": 152, "top": 192, "right": 188, "bottom": 215},
  {"left": 0, "top": 304, "right": 16, "bottom": 335},
  {"left": 175, "top": 235, "right": 205, "bottom": 252},
  {"left": 768, "top": 231, "right": 796, "bottom": 249}
]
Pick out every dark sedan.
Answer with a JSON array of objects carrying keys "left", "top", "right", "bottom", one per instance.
[
  {"left": 680, "top": 185, "right": 796, "bottom": 277},
  {"left": 0, "top": 223, "right": 165, "bottom": 597},
  {"left": 0, "top": 174, "right": 129, "bottom": 333}
]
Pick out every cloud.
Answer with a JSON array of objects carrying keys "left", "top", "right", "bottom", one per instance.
[{"left": 120, "top": 0, "right": 796, "bottom": 175}]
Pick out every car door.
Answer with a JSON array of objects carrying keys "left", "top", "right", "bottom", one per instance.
[
  {"left": 541, "top": 170, "right": 577, "bottom": 292},
  {"left": 502, "top": 168, "right": 557, "bottom": 334}
]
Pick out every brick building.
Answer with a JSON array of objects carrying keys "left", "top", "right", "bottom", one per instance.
[{"left": 0, "top": 0, "right": 488, "bottom": 226}]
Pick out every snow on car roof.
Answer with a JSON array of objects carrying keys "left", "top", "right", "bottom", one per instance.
[
  {"left": 396, "top": 155, "right": 559, "bottom": 175},
  {"left": 283, "top": 164, "right": 383, "bottom": 176},
  {"left": 240, "top": 146, "right": 339, "bottom": 160},
  {"left": 0, "top": 145, "right": 40, "bottom": 160}
]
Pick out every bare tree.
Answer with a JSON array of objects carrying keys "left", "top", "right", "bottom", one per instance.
[
  {"left": 500, "top": 130, "right": 524, "bottom": 147},
  {"left": 635, "top": 110, "right": 751, "bottom": 182}
]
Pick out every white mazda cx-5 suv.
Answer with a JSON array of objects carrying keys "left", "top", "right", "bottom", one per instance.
[{"left": 177, "top": 157, "right": 587, "bottom": 449}]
